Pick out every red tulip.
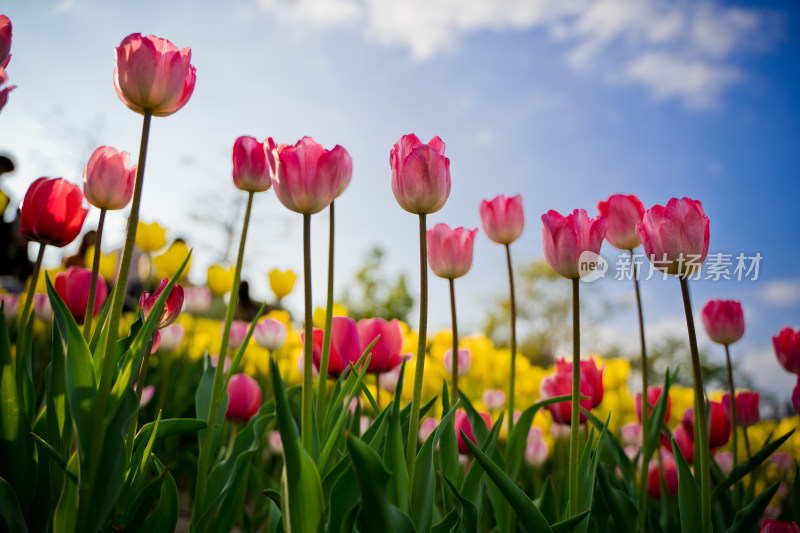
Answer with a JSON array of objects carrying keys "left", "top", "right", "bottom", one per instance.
[
  {"left": 426, "top": 223, "right": 478, "bottom": 280},
  {"left": 0, "top": 83, "right": 13, "bottom": 113},
  {"left": 226, "top": 374, "right": 262, "bottom": 422},
  {"left": 541, "top": 209, "right": 607, "bottom": 279},
  {"left": 722, "top": 391, "right": 760, "bottom": 427},
  {"left": 760, "top": 519, "right": 800, "bottom": 533},
  {"left": 681, "top": 402, "right": 730, "bottom": 449},
  {"left": 792, "top": 377, "right": 799, "bottom": 416},
  {"left": 0, "top": 15, "right": 10, "bottom": 66},
  {"left": 539, "top": 364, "right": 595, "bottom": 424},
  {"left": 554, "top": 356, "right": 604, "bottom": 408},
  {"left": 232, "top": 136, "right": 273, "bottom": 193},
  {"left": 480, "top": 194, "right": 524, "bottom": 245},
  {"left": 667, "top": 422, "right": 695, "bottom": 464},
  {"left": 454, "top": 410, "right": 491, "bottom": 454},
  {"left": 596, "top": 194, "right": 645, "bottom": 250},
  {"left": 773, "top": 327, "right": 800, "bottom": 374},
  {"left": 268, "top": 136, "right": 351, "bottom": 214},
  {"left": 636, "top": 385, "right": 671, "bottom": 424},
  {"left": 390, "top": 133, "right": 451, "bottom": 215},
  {"left": 636, "top": 197, "right": 710, "bottom": 277},
  {"left": 139, "top": 278, "right": 184, "bottom": 329},
  {"left": 114, "top": 33, "right": 196, "bottom": 117},
  {"left": 54, "top": 267, "right": 107, "bottom": 324},
  {"left": 83, "top": 146, "right": 136, "bottom": 210},
  {"left": 357, "top": 318, "right": 404, "bottom": 374},
  {"left": 20, "top": 178, "right": 88, "bottom": 247},
  {"left": 306, "top": 316, "right": 362, "bottom": 378},
  {"left": 647, "top": 458, "right": 678, "bottom": 498},
  {"left": 701, "top": 300, "right": 745, "bottom": 345}
]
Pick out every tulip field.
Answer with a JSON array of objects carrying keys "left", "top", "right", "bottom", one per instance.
[{"left": 2, "top": 15, "right": 800, "bottom": 533}]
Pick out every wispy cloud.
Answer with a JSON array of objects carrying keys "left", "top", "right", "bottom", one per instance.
[
  {"left": 256, "top": 0, "right": 783, "bottom": 109},
  {"left": 760, "top": 279, "right": 800, "bottom": 307}
]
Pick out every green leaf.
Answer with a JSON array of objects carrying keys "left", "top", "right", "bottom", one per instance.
[
  {"left": 439, "top": 381, "right": 459, "bottom": 488},
  {"left": 724, "top": 482, "right": 780, "bottom": 533},
  {"left": 88, "top": 289, "right": 113, "bottom": 359},
  {"left": 505, "top": 394, "right": 571, "bottom": 482},
  {"left": 793, "top": 461, "right": 800, "bottom": 524},
  {"left": 713, "top": 429, "right": 794, "bottom": 498},
  {"left": 326, "top": 467, "right": 360, "bottom": 533},
  {"left": 441, "top": 474, "right": 479, "bottom": 533},
  {"left": 574, "top": 419, "right": 608, "bottom": 533},
  {"left": 53, "top": 451, "right": 79, "bottom": 533},
  {"left": 551, "top": 509, "right": 591, "bottom": 533},
  {"left": 264, "top": 489, "right": 281, "bottom": 508},
  {"left": 596, "top": 464, "right": 637, "bottom": 533},
  {"left": 15, "top": 314, "right": 35, "bottom": 424},
  {"left": 583, "top": 409, "right": 636, "bottom": 488},
  {"left": 672, "top": 437, "right": 701, "bottom": 533},
  {"left": 643, "top": 371, "right": 673, "bottom": 464},
  {"left": 534, "top": 476, "right": 559, "bottom": 525},
  {"left": 29, "top": 432, "right": 77, "bottom": 484},
  {"left": 431, "top": 510, "right": 460, "bottom": 533},
  {"left": 0, "top": 475, "right": 28, "bottom": 533},
  {"left": 461, "top": 412, "right": 504, "bottom": 503},
  {"left": 195, "top": 354, "right": 229, "bottom": 452},
  {"left": 122, "top": 472, "right": 164, "bottom": 531},
  {"left": 383, "top": 359, "right": 409, "bottom": 512},
  {"left": 459, "top": 428, "right": 553, "bottom": 533},
  {"left": 134, "top": 417, "right": 206, "bottom": 450},
  {"left": 142, "top": 456, "right": 179, "bottom": 533},
  {"left": 46, "top": 320, "right": 74, "bottom": 497}
]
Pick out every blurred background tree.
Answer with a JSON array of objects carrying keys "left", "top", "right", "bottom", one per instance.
[{"left": 342, "top": 246, "right": 414, "bottom": 322}]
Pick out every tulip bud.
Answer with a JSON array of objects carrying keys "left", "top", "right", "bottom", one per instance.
[
  {"left": 83, "top": 146, "right": 136, "bottom": 210},
  {"left": 227, "top": 320, "right": 250, "bottom": 350},
  {"left": 481, "top": 389, "right": 506, "bottom": 411},
  {"left": 305, "top": 316, "right": 362, "bottom": 379},
  {"left": 139, "top": 278, "right": 184, "bottom": 329},
  {"left": 390, "top": 133, "right": 451, "bottom": 215},
  {"left": 480, "top": 194, "right": 524, "bottom": 245},
  {"left": 773, "top": 326, "right": 800, "bottom": 374},
  {"left": 21, "top": 178, "right": 88, "bottom": 247},
  {"left": 426, "top": 224, "right": 478, "bottom": 280},
  {"left": 701, "top": 299, "right": 745, "bottom": 345},
  {"left": 232, "top": 136, "right": 273, "bottom": 193},
  {"left": 792, "top": 377, "right": 800, "bottom": 416},
  {"left": 715, "top": 451, "right": 734, "bottom": 477},
  {"left": 268, "top": 430, "right": 283, "bottom": 455},
  {"left": 207, "top": 265, "right": 235, "bottom": 296},
  {"left": 647, "top": 458, "right": 678, "bottom": 498},
  {"left": 136, "top": 221, "right": 167, "bottom": 253},
  {"left": 54, "top": 267, "right": 107, "bottom": 324},
  {"left": 357, "top": 317, "right": 404, "bottom": 374},
  {"left": 620, "top": 422, "right": 642, "bottom": 447},
  {"left": 681, "top": 402, "right": 730, "bottom": 449},
  {"left": 269, "top": 269, "right": 297, "bottom": 300},
  {"left": 418, "top": 417, "right": 439, "bottom": 443},
  {"left": 635, "top": 385, "right": 671, "bottom": 424},
  {"left": 254, "top": 318, "right": 288, "bottom": 352},
  {"left": 541, "top": 209, "right": 607, "bottom": 279},
  {"left": 454, "top": 410, "right": 491, "bottom": 454},
  {"left": 722, "top": 391, "right": 759, "bottom": 427},
  {"left": 443, "top": 348, "right": 471, "bottom": 377},
  {"left": 596, "top": 194, "right": 645, "bottom": 250},
  {"left": 524, "top": 437, "right": 549, "bottom": 467},
  {"left": 226, "top": 374, "right": 262, "bottom": 422}
]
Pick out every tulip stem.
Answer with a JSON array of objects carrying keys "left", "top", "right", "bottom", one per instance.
[
  {"left": 633, "top": 251, "right": 649, "bottom": 532},
  {"left": 724, "top": 343, "right": 740, "bottom": 509},
  {"left": 19, "top": 243, "right": 45, "bottom": 331},
  {"left": 193, "top": 191, "right": 254, "bottom": 520},
  {"left": 406, "top": 213, "right": 428, "bottom": 488},
  {"left": 375, "top": 373, "right": 381, "bottom": 410},
  {"left": 568, "top": 277, "right": 580, "bottom": 517},
  {"left": 317, "top": 201, "right": 336, "bottom": 427},
  {"left": 506, "top": 243, "right": 517, "bottom": 436},
  {"left": 679, "top": 277, "right": 711, "bottom": 533},
  {"left": 742, "top": 426, "right": 752, "bottom": 458},
  {"left": 79, "top": 109, "right": 151, "bottom": 532},
  {"left": 301, "top": 213, "right": 314, "bottom": 453},
  {"left": 83, "top": 208, "right": 107, "bottom": 341},
  {"left": 449, "top": 277, "right": 459, "bottom": 405}
]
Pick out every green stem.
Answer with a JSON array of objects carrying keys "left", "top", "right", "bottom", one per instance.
[
  {"left": 193, "top": 191, "right": 254, "bottom": 521},
  {"left": 301, "top": 213, "right": 314, "bottom": 453},
  {"left": 679, "top": 277, "right": 711, "bottom": 533},
  {"left": 406, "top": 213, "right": 428, "bottom": 487},
  {"left": 724, "top": 343, "right": 740, "bottom": 509},
  {"left": 743, "top": 426, "right": 752, "bottom": 458},
  {"left": 449, "top": 277, "right": 458, "bottom": 406},
  {"left": 78, "top": 109, "right": 152, "bottom": 532},
  {"left": 568, "top": 277, "right": 580, "bottom": 516},
  {"left": 317, "top": 201, "right": 335, "bottom": 426},
  {"left": 19, "top": 243, "right": 45, "bottom": 331},
  {"left": 506, "top": 243, "right": 517, "bottom": 436},
  {"left": 83, "top": 208, "right": 107, "bottom": 340},
  {"left": 633, "top": 252, "right": 649, "bottom": 532},
  {"left": 376, "top": 373, "right": 381, "bottom": 411}
]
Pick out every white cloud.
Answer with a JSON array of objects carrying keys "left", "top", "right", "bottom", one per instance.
[
  {"left": 256, "top": 0, "right": 782, "bottom": 108},
  {"left": 760, "top": 279, "right": 800, "bottom": 307}
]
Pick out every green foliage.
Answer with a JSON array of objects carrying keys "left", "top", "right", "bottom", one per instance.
[{"left": 342, "top": 246, "right": 415, "bottom": 322}]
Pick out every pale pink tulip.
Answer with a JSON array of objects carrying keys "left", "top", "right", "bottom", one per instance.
[
  {"left": 480, "top": 194, "right": 524, "bottom": 245},
  {"left": 227, "top": 320, "right": 250, "bottom": 350},
  {"left": 159, "top": 323, "right": 185, "bottom": 351},
  {"left": 0, "top": 293, "right": 18, "bottom": 319},
  {"left": 482, "top": 389, "right": 506, "bottom": 411},
  {"left": 524, "top": 436, "right": 549, "bottom": 467},
  {"left": 183, "top": 286, "right": 211, "bottom": 314},
  {"left": 418, "top": 417, "right": 439, "bottom": 443},
  {"left": 443, "top": 348, "right": 471, "bottom": 377},
  {"left": 83, "top": 146, "right": 136, "bottom": 210},
  {"left": 426, "top": 224, "right": 478, "bottom": 280},
  {"left": 541, "top": 209, "right": 607, "bottom": 279},
  {"left": 596, "top": 194, "right": 645, "bottom": 250},
  {"left": 390, "top": 133, "right": 451, "bottom": 215},
  {"left": 232, "top": 136, "right": 273, "bottom": 193},
  {"left": 33, "top": 293, "right": 53, "bottom": 323},
  {"left": 254, "top": 318, "right": 288, "bottom": 352}
]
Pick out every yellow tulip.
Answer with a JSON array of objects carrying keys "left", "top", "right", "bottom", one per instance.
[
  {"left": 313, "top": 303, "right": 348, "bottom": 328},
  {"left": 32, "top": 266, "right": 65, "bottom": 293},
  {"left": 0, "top": 189, "right": 9, "bottom": 214},
  {"left": 136, "top": 221, "right": 167, "bottom": 253},
  {"left": 207, "top": 264, "right": 235, "bottom": 296},
  {"left": 153, "top": 241, "right": 191, "bottom": 280},
  {"left": 84, "top": 246, "right": 119, "bottom": 281},
  {"left": 269, "top": 269, "right": 297, "bottom": 300}
]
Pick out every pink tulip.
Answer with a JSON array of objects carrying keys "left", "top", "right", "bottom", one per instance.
[
  {"left": 482, "top": 389, "right": 506, "bottom": 411},
  {"left": 426, "top": 224, "right": 478, "bottom": 279},
  {"left": 635, "top": 385, "right": 671, "bottom": 424},
  {"left": 33, "top": 293, "right": 53, "bottom": 323},
  {"left": 150, "top": 330, "right": 161, "bottom": 353},
  {"left": 159, "top": 323, "right": 185, "bottom": 351},
  {"left": 480, "top": 194, "right": 524, "bottom": 245},
  {"left": 232, "top": 136, "right": 273, "bottom": 193},
  {"left": 268, "top": 430, "right": 283, "bottom": 454},
  {"left": 183, "top": 286, "right": 211, "bottom": 314},
  {"left": 20, "top": 178, "right": 89, "bottom": 247},
  {"left": 227, "top": 320, "right": 250, "bottom": 350},
  {"left": 636, "top": 197, "right": 710, "bottom": 277},
  {"left": 596, "top": 194, "right": 645, "bottom": 250},
  {"left": 268, "top": 137, "right": 352, "bottom": 214},
  {"left": 760, "top": 519, "right": 800, "bottom": 533},
  {"left": 647, "top": 458, "right": 678, "bottom": 497},
  {"left": 443, "top": 348, "right": 471, "bottom": 377},
  {"left": 454, "top": 410, "right": 491, "bottom": 454},
  {"left": 139, "top": 278, "right": 184, "bottom": 329},
  {"left": 54, "top": 267, "right": 107, "bottom": 324},
  {"left": 773, "top": 327, "right": 800, "bottom": 374},
  {"left": 541, "top": 209, "right": 607, "bottom": 279},
  {"left": 524, "top": 437, "right": 549, "bottom": 467},
  {"left": 771, "top": 452, "right": 794, "bottom": 472},
  {"left": 715, "top": 451, "right": 734, "bottom": 477},
  {"left": 702, "top": 299, "right": 745, "bottom": 345},
  {"left": 390, "top": 133, "right": 451, "bottom": 215},
  {"left": 681, "top": 402, "right": 730, "bottom": 449},
  {"left": 0, "top": 83, "right": 14, "bottom": 113},
  {"left": 83, "top": 146, "right": 136, "bottom": 210},
  {"left": 305, "top": 316, "right": 362, "bottom": 378},
  {"left": 254, "top": 318, "right": 288, "bottom": 352},
  {"left": 138, "top": 384, "right": 155, "bottom": 407},
  {"left": 792, "top": 377, "right": 799, "bottom": 416},
  {"left": 211, "top": 354, "right": 232, "bottom": 374},
  {"left": 378, "top": 353, "right": 412, "bottom": 393},
  {"left": 0, "top": 293, "right": 18, "bottom": 319},
  {"left": 226, "top": 374, "right": 262, "bottom": 422},
  {"left": 620, "top": 422, "right": 642, "bottom": 447},
  {"left": 671, "top": 422, "right": 694, "bottom": 463},
  {"left": 722, "top": 391, "right": 759, "bottom": 427},
  {"left": 357, "top": 318, "right": 404, "bottom": 374},
  {"left": 418, "top": 417, "right": 439, "bottom": 443},
  {"left": 555, "top": 356, "right": 605, "bottom": 408},
  {"left": 114, "top": 33, "right": 196, "bottom": 117},
  {"left": 0, "top": 15, "right": 10, "bottom": 66}
]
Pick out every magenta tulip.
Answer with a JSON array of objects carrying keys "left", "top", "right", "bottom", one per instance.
[
  {"left": 357, "top": 318, "right": 404, "bottom": 374},
  {"left": 114, "top": 33, "right": 196, "bottom": 117},
  {"left": 426, "top": 224, "right": 478, "bottom": 280},
  {"left": 761, "top": 519, "right": 800, "bottom": 533},
  {"left": 541, "top": 209, "right": 607, "bottom": 279},
  {"left": 0, "top": 15, "right": 10, "bottom": 66},
  {"left": 254, "top": 318, "right": 288, "bottom": 352},
  {"left": 681, "top": 402, "right": 730, "bottom": 449},
  {"left": 139, "top": 278, "right": 184, "bottom": 329},
  {"left": 773, "top": 326, "right": 800, "bottom": 374},
  {"left": 227, "top": 320, "right": 250, "bottom": 350},
  {"left": 792, "top": 378, "right": 799, "bottom": 416},
  {"left": 480, "top": 194, "right": 524, "bottom": 245},
  {"left": 54, "top": 267, "right": 107, "bottom": 323},
  {"left": 596, "top": 194, "right": 645, "bottom": 250},
  {"left": 636, "top": 197, "right": 710, "bottom": 277},
  {"left": 20, "top": 178, "right": 88, "bottom": 247},
  {"left": 232, "top": 136, "right": 273, "bottom": 193},
  {"left": 701, "top": 299, "right": 745, "bottom": 345},
  {"left": 722, "top": 391, "right": 759, "bottom": 427},
  {"left": 306, "top": 316, "right": 362, "bottom": 378},
  {"left": 539, "top": 367, "right": 594, "bottom": 424},
  {"left": 83, "top": 146, "right": 136, "bottom": 210},
  {"left": 647, "top": 458, "right": 678, "bottom": 498},
  {"left": 635, "top": 385, "right": 671, "bottom": 424},
  {"left": 672, "top": 422, "right": 694, "bottom": 463},
  {"left": 454, "top": 410, "right": 491, "bottom": 454},
  {"left": 226, "top": 374, "right": 262, "bottom": 422},
  {"left": 268, "top": 136, "right": 352, "bottom": 215},
  {"left": 390, "top": 133, "right": 451, "bottom": 215}
]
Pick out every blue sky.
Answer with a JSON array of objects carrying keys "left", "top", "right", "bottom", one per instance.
[{"left": 1, "top": 0, "right": 798, "bottom": 400}]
